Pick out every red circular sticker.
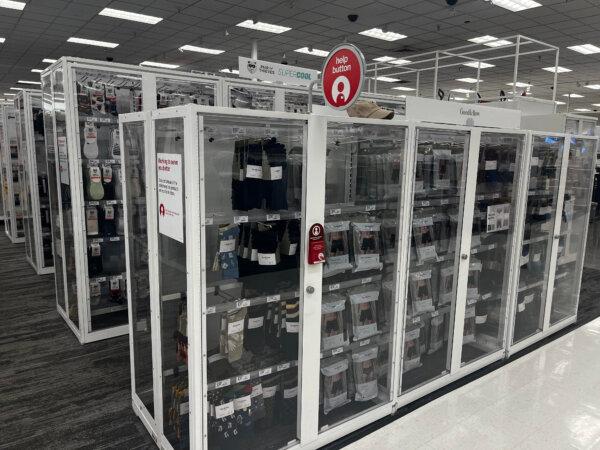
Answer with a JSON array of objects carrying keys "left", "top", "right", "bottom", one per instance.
[{"left": 322, "top": 44, "right": 365, "bottom": 110}]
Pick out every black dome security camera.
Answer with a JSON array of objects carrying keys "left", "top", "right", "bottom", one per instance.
[
  {"left": 348, "top": 14, "right": 358, "bottom": 22},
  {"left": 446, "top": 0, "right": 458, "bottom": 5},
  {"left": 106, "top": 56, "right": 114, "bottom": 62}
]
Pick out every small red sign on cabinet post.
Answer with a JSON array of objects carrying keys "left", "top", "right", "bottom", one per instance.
[
  {"left": 308, "top": 223, "right": 326, "bottom": 265},
  {"left": 322, "top": 43, "right": 366, "bottom": 110}
]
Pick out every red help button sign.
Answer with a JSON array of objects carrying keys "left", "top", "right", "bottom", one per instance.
[{"left": 322, "top": 44, "right": 366, "bottom": 110}]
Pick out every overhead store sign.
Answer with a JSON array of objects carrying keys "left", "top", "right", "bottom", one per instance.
[
  {"left": 322, "top": 43, "right": 365, "bottom": 110},
  {"left": 238, "top": 56, "right": 319, "bottom": 86}
]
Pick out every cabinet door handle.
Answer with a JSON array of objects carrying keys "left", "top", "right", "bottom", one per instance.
[{"left": 461, "top": 253, "right": 468, "bottom": 260}]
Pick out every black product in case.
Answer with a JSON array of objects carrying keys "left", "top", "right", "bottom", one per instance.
[
  {"left": 102, "top": 165, "right": 114, "bottom": 200},
  {"left": 324, "top": 221, "right": 352, "bottom": 276},
  {"left": 321, "top": 357, "right": 351, "bottom": 414},
  {"left": 263, "top": 138, "right": 288, "bottom": 210},
  {"left": 88, "top": 242, "right": 103, "bottom": 276},
  {"left": 467, "top": 259, "right": 482, "bottom": 300},
  {"left": 280, "top": 371, "right": 298, "bottom": 425},
  {"left": 100, "top": 205, "right": 117, "bottom": 236},
  {"left": 432, "top": 148, "right": 452, "bottom": 189},
  {"left": 409, "top": 270, "right": 435, "bottom": 315},
  {"left": 352, "top": 222, "right": 383, "bottom": 272},
  {"left": 351, "top": 346, "right": 379, "bottom": 402},
  {"left": 321, "top": 293, "right": 349, "bottom": 350},
  {"left": 464, "top": 306, "right": 476, "bottom": 344},
  {"left": 244, "top": 304, "right": 267, "bottom": 354},
  {"left": 412, "top": 216, "right": 437, "bottom": 263},
  {"left": 86, "top": 207, "right": 99, "bottom": 236},
  {"left": 282, "top": 299, "right": 299, "bottom": 360},
  {"left": 403, "top": 327, "right": 422, "bottom": 372},
  {"left": 348, "top": 284, "right": 380, "bottom": 340},
  {"left": 428, "top": 314, "right": 445, "bottom": 353}
]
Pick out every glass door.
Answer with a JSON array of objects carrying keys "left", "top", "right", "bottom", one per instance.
[
  {"left": 156, "top": 77, "right": 215, "bottom": 109},
  {"left": 461, "top": 132, "right": 525, "bottom": 364},
  {"left": 401, "top": 127, "right": 470, "bottom": 393},
  {"left": 511, "top": 134, "right": 564, "bottom": 344},
  {"left": 550, "top": 137, "right": 597, "bottom": 325},
  {"left": 318, "top": 121, "right": 405, "bottom": 430},
  {"left": 200, "top": 115, "right": 305, "bottom": 449},
  {"left": 229, "top": 84, "right": 276, "bottom": 110}
]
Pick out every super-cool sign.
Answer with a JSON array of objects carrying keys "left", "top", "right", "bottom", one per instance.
[
  {"left": 238, "top": 56, "right": 319, "bottom": 87},
  {"left": 322, "top": 43, "right": 365, "bottom": 110}
]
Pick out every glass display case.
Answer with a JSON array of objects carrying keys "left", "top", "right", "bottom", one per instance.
[
  {"left": 41, "top": 57, "right": 220, "bottom": 343},
  {"left": 507, "top": 133, "right": 598, "bottom": 354},
  {"left": 1, "top": 104, "right": 24, "bottom": 243},
  {"left": 14, "top": 89, "right": 54, "bottom": 274}
]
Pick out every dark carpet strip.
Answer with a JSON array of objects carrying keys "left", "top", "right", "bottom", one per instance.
[{"left": 1, "top": 230, "right": 598, "bottom": 450}]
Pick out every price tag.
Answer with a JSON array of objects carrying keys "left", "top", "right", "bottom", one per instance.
[
  {"left": 234, "top": 215, "right": 248, "bottom": 224},
  {"left": 258, "top": 367, "right": 272, "bottom": 377},
  {"left": 236, "top": 299, "right": 250, "bottom": 309},
  {"left": 277, "top": 363, "right": 291, "bottom": 371},
  {"left": 467, "top": 298, "right": 477, "bottom": 306},
  {"left": 361, "top": 277, "right": 372, "bottom": 284},
  {"left": 365, "top": 204, "right": 376, "bottom": 212},
  {"left": 332, "top": 347, "right": 343, "bottom": 355},
  {"left": 421, "top": 201, "right": 430, "bottom": 207},
  {"left": 266, "top": 294, "right": 280, "bottom": 303},
  {"left": 88, "top": 201, "right": 99, "bottom": 206},
  {"left": 109, "top": 237, "right": 120, "bottom": 242},
  {"left": 236, "top": 374, "right": 251, "bottom": 383},
  {"left": 106, "top": 200, "right": 117, "bottom": 205},
  {"left": 440, "top": 199, "right": 449, "bottom": 205},
  {"left": 482, "top": 292, "right": 492, "bottom": 300},
  {"left": 206, "top": 306, "right": 216, "bottom": 314},
  {"left": 266, "top": 214, "right": 280, "bottom": 221},
  {"left": 215, "top": 379, "right": 231, "bottom": 389},
  {"left": 328, "top": 283, "right": 340, "bottom": 291},
  {"left": 329, "top": 208, "right": 341, "bottom": 216},
  {"left": 95, "top": 277, "right": 106, "bottom": 283},
  {"left": 359, "top": 339, "right": 370, "bottom": 346}
]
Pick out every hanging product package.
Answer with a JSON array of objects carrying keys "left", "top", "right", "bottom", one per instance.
[
  {"left": 351, "top": 346, "right": 379, "bottom": 402},
  {"left": 244, "top": 304, "right": 266, "bottom": 354},
  {"left": 321, "top": 293, "right": 349, "bottom": 350},
  {"left": 467, "top": 259, "right": 482, "bottom": 300},
  {"left": 219, "top": 307, "right": 247, "bottom": 363},
  {"left": 321, "top": 356, "right": 351, "bottom": 414},
  {"left": 438, "top": 264, "right": 455, "bottom": 306},
  {"left": 428, "top": 314, "right": 445, "bottom": 354},
  {"left": 409, "top": 270, "right": 435, "bottom": 315},
  {"left": 262, "top": 137, "right": 288, "bottom": 211},
  {"left": 432, "top": 148, "right": 452, "bottom": 189},
  {"left": 403, "top": 327, "right": 422, "bottom": 372},
  {"left": 412, "top": 215, "right": 437, "bottom": 263},
  {"left": 213, "top": 224, "right": 240, "bottom": 279},
  {"left": 351, "top": 222, "right": 383, "bottom": 272},
  {"left": 463, "top": 306, "right": 476, "bottom": 344},
  {"left": 324, "top": 221, "right": 353, "bottom": 276},
  {"left": 381, "top": 217, "right": 398, "bottom": 264},
  {"left": 348, "top": 284, "right": 380, "bottom": 340}
]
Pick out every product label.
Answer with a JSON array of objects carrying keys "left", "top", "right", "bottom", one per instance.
[
  {"left": 219, "top": 238, "right": 236, "bottom": 253},
  {"left": 283, "top": 387, "right": 298, "bottom": 399},
  {"left": 215, "top": 402, "right": 235, "bottom": 419},
  {"left": 518, "top": 302, "right": 526, "bottom": 312},
  {"left": 248, "top": 317, "right": 264, "bottom": 329},
  {"left": 266, "top": 294, "right": 280, "bottom": 303},
  {"left": 228, "top": 319, "right": 244, "bottom": 335},
  {"left": 90, "top": 281, "right": 101, "bottom": 297},
  {"left": 323, "top": 333, "right": 345, "bottom": 350},
  {"left": 251, "top": 384, "right": 263, "bottom": 397},
  {"left": 90, "top": 166, "right": 101, "bottom": 183},
  {"left": 270, "top": 166, "right": 283, "bottom": 180},
  {"left": 246, "top": 164, "right": 263, "bottom": 179},
  {"left": 287, "top": 243, "right": 298, "bottom": 255},
  {"left": 524, "top": 293, "right": 534, "bottom": 304},
  {"left": 233, "top": 395, "right": 251, "bottom": 410},
  {"left": 110, "top": 277, "right": 119, "bottom": 290},
  {"left": 250, "top": 249, "right": 258, "bottom": 262},
  {"left": 258, "top": 252, "right": 277, "bottom": 266},
  {"left": 263, "top": 386, "right": 277, "bottom": 398},
  {"left": 485, "top": 160, "right": 498, "bottom": 171},
  {"left": 102, "top": 165, "right": 112, "bottom": 182},
  {"left": 90, "top": 242, "right": 101, "bottom": 257},
  {"left": 104, "top": 205, "right": 114, "bottom": 220},
  {"left": 286, "top": 321, "right": 300, "bottom": 333}
]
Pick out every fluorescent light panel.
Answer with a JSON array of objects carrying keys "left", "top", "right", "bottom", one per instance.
[
  {"left": 462, "top": 61, "right": 495, "bottom": 68},
  {"left": 469, "top": 35, "right": 498, "bottom": 44},
  {"left": 359, "top": 28, "right": 406, "bottom": 41},
  {"left": 567, "top": 44, "right": 600, "bottom": 54},
  {"left": 0, "top": 38, "right": 5, "bottom": 43},
  {"left": 574, "top": 108, "right": 591, "bottom": 112},
  {"left": 542, "top": 66, "right": 571, "bottom": 73},
  {"left": 392, "top": 86, "right": 415, "bottom": 91},
  {"left": 591, "top": 103, "right": 600, "bottom": 107},
  {"left": 179, "top": 44, "right": 224, "bottom": 55},
  {"left": 584, "top": 85, "right": 600, "bottom": 90},
  {"left": 18, "top": 80, "right": 41, "bottom": 85},
  {"left": 294, "top": 47, "right": 328, "bottom": 57},
  {"left": 99, "top": 7, "right": 163, "bottom": 24},
  {"left": 490, "top": 0, "right": 541, "bottom": 12},
  {"left": 555, "top": 101, "right": 566, "bottom": 105},
  {"left": 220, "top": 68, "right": 239, "bottom": 74},
  {"left": 0, "top": 0, "right": 25, "bottom": 10},
  {"left": 507, "top": 81, "right": 531, "bottom": 87},
  {"left": 236, "top": 19, "right": 290, "bottom": 34},
  {"left": 563, "top": 93, "right": 583, "bottom": 98},
  {"left": 9, "top": 87, "right": 21, "bottom": 91},
  {"left": 31, "top": 69, "right": 43, "bottom": 73},
  {"left": 67, "top": 37, "right": 119, "bottom": 48},
  {"left": 373, "top": 56, "right": 396, "bottom": 62},
  {"left": 42, "top": 58, "right": 56, "bottom": 64},
  {"left": 457, "top": 77, "right": 481, "bottom": 83},
  {"left": 140, "top": 61, "right": 180, "bottom": 69},
  {"left": 4, "top": 92, "right": 16, "bottom": 95},
  {"left": 453, "top": 97, "right": 468, "bottom": 101},
  {"left": 485, "top": 39, "right": 512, "bottom": 47},
  {"left": 376, "top": 76, "right": 400, "bottom": 82},
  {"left": 451, "top": 88, "right": 475, "bottom": 94}
]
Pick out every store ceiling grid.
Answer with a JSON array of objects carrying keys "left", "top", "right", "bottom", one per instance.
[{"left": 0, "top": 0, "right": 600, "bottom": 108}]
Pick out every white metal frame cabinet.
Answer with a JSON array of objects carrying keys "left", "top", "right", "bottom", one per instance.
[
  {"left": 1, "top": 104, "right": 24, "bottom": 243},
  {"left": 14, "top": 89, "right": 54, "bottom": 275},
  {"left": 41, "top": 57, "right": 221, "bottom": 344}
]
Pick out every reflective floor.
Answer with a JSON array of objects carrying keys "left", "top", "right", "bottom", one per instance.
[{"left": 345, "top": 317, "right": 600, "bottom": 450}]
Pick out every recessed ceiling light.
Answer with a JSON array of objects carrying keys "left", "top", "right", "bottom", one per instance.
[
  {"left": 567, "top": 44, "right": 600, "bottom": 54},
  {"left": 574, "top": 108, "right": 591, "bottom": 112},
  {"left": 67, "top": 37, "right": 119, "bottom": 48},
  {"left": 376, "top": 76, "right": 400, "bottom": 82},
  {"left": 220, "top": 68, "right": 239, "bottom": 74},
  {"left": 18, "top": 80, "right": 41, "bottom": 85},
  {"left": 4, "top": 92, "right": 16, "bottom": 95},
  {"left": 140, "top": 61, "right": 180, "bottom": 69},
  {"left": 555, "top": 101, "right": 566, "bottom": 105},
  {"left": 0, "top": 38, "right": 5, "bottom": 43},
  {"left": 591, "top": 103, "right": 600, "bottom": 107},
  {"left": 457, "top": 77, "right": 481, "bottom": 83},
  {"left": 489, "top": 0, "right": 541, "bottom": 12},
  {"left": 462, "top": 61, "right": 495, "bottom": 69},
  {"left": 563, "top": 93, "right": 584, "bottom": 98},
  {"left": 236, "top": 19, "right": 290, "bottom": 34},
  {"left": 31, "top": 69, "right": 43, "bottom": 73},
  {"left": 584, "top": 85, "right": 600, "bottom": 90},
  {"left": 359, "top": 28, "right": 406, "bottom": 41},
  {"left": 9, "top": 87, "right": 21, "bottom": 91},
  {"left": 373, "top": 56, "right": 396, "bottom": 62},
  {"left": 389, "top": 59, "right": 411, "bottom": 65},
  {"left": 485, "top": 39, "right": 512, "bottom": 48},
  {"left": 391, "top": 86, "right": 415, "bottom": 91},
  {"left": 451, "top": 88, "right": 475, "bottom": 94},
  {"left": 179, "top": 44, "right": 224, "bottom": 55},
  {"left": 542, "top": 66, "right": 571, "bottom": 73},
  {"left": 99, "top": 7, "right": 163, "bottom": 24},
  {"left": 0, "top": 0, "right": 25, "bottom": 10},
  {"left": 42, "top": 58, "right": 57, "bottom": 64},
  {"left": 453, "top": 97, "right": 468, "bottom": 101},
  {"left": 507, "top": 81, "right": 532, "bottom": 87},
  {"left": 469, "top": 35, "right": 498, "bottom": 44},
  {"left": 294, "top": 47, "right": 328, "bottom": 57}
]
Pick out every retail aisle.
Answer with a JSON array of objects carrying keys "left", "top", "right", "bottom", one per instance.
[
  {"left": 0, "top": 233, "right": 153, "bottom": 449},
  {"left": 343, "top": 317, "right": 600, "bottom": 450}
]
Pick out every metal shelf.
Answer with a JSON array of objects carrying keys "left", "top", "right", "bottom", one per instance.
[{"left": 207, "top": 360, "right": 298, "bottom": 392}]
